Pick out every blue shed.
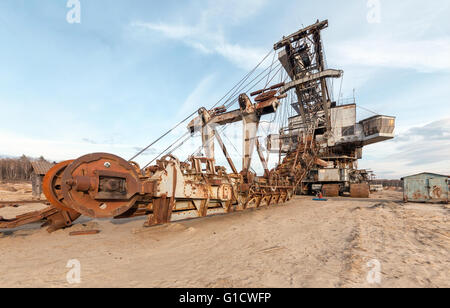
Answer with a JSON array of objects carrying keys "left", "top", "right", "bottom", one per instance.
[{"left": 401, "top": 173, "right": 449, "bottom": 204}]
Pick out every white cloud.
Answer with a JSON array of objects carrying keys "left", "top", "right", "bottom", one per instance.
[
  {"left": 132, "top": 21, "right": 267, "bottom": 70},
  {"left": 360, "top": 118, "right": 450, "bottom": 179},
  {"left": 176, "top": 74, "right": 216, "bottom": 119},
  {"left": 331, "top": 36, "right": 450, "bottom": 73},
  {"left": 0, "top": 131, "right": 137, "bottom": 163},
  {"left": 139, "top": 22, "right": 195, "bottom": 39},
  {"left": 199, "top": 0, "right": 269, "bottom": 25},
  {"left": 321, "top": 0, "right": 450, "bottom": 89},
  {"left": 130, "top": 0, "right": 270, "bottom": 70}
]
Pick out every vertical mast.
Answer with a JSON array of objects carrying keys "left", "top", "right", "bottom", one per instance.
[{"left": 274, "top": 20, "right": 342, "bottom": 143}]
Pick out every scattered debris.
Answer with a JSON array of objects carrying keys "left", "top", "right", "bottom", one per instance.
[
  {"left": 69, "top": 230, "right": 101, "bottom": 236},
  {"left": 313, "top": 198, "right": 328, "bottom": 202},
  {"left": 369, "top": 203, "right": 388, "bottom": 210}
]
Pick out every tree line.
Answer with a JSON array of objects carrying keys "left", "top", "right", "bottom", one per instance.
[
  {"left": 370, "top": 179, "right": 403, "bottom": 188},
  {"left": 0, "top": 155, "right": 50, "bottom": 181}
]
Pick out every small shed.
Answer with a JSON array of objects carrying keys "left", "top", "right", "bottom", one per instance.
[
  {"left": 30, "top": 161, "right": 54, "bottom": 199},
  {"left": 401, "top": 173, "right": 449, "bottom": 204}
]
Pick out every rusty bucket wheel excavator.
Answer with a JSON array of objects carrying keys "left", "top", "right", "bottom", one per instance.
[{"left": 0, "top": 20, "right": 395, "bottom": 233}]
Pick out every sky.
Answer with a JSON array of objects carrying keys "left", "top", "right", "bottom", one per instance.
[{"left": 0, "top": 0, "right": 449, "bottom": 179}]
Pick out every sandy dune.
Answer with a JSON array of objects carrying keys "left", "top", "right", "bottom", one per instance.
[
  {"left": 0, "top": 182, "right": 36, "bottom": 202},
  {"left": 0, "top": 189, "right": 448, "bottom": 288}
]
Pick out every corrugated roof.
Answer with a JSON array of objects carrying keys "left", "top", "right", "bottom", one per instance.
[
  {"left": 401, "top": 172, "right": 450, "bottom": 180},
  {"left": 31, "top": 161, "right": 54, "bottom": 175}
]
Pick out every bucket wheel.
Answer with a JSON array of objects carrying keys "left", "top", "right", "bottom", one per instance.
[
  {"left": 61, "top": 153, "right": 141, "bottom": 219},
  {"left": 43, "top": 160, "right": 75, "bottom": 211},
  {"left": 42, "top": 160, "right": 81, "bottom": 231}
]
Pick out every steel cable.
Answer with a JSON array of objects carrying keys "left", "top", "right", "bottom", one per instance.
[{"left": 132, "top": 48, "right": 275, "bottom": 164}]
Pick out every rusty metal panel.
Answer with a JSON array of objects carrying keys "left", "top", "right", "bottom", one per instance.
[
  {"left": 404, "top": 179, "right": 428, "bottom": 202},
  {"left": 403, "top": 173, "right": 448, "bottom": 203},
  {"left": 429, "top": 178, "right": 448, "bottom": 202},
  {"left": 322, "top": 184, "right": 339, "bottom": 197},
  {"left": 350, "top": 183, "right": 370, "bottom": 198}
]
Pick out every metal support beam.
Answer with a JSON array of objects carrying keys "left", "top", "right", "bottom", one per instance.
[
  {"left": 256, "top": 139, "right": 269, "bottom": 177},
  {"left": 280, "top": 69, "right": 343, "bottom": 94},
  {"left": 242, "top": 113, "right": 260, "bottom": 172},
  {"left": 214, "top": 128, "right": 238, "bottom": 174},
  {"left": 314, "top": 30, "right": 332, "bottom": 134},
  {"left": 199, "top": 108, "right": 215, "bottom": 160},
  {"left": 274, "top": 20, "right": 329, "bottom": 50}
]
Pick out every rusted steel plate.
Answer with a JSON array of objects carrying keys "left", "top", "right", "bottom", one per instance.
[
  {"left": 322, "top": 184, "right": 340, "bottom": 197},
  {"left": 254, "top": 90, "right": 277, "bottom": 102},
  {"left": 42, "top": 160, "right": 75, "bottom": 212},
  {"left": 0, "top": 206, "right": 78, "bottom": 233},
  {"left": 44, "top": 209, "right": 81, "bottom": 233},
  {"left": 42, "top": 160, "right": 81, "bottom": 233},
  {"left": 350, "top": 183, "right": 370, "bottom": 198},
  {"left": 250, "top": 83, "right": 285, "bottom": 97},
  {"left": 315, "top": 158, "right": 328, "bottom": 168}
]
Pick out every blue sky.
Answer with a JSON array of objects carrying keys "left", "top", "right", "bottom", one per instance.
[{"left": 0, "top": 0, "right": 449, "bottom": 179}]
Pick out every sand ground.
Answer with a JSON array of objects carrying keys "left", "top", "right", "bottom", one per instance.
[
  {"left": 0, "top": 182, "right": 37, "bottom": 202},
  {"left": 0, "top": 182, "right": 448, "bottom": 288}
]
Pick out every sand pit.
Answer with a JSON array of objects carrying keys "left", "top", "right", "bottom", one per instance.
[{"left": 0, "top": 189, "right": 448, "bottom": 288}]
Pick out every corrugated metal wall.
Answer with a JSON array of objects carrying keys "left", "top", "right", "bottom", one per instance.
[{"left": 403, "top": 173, "right": 449, "bottom": 203}]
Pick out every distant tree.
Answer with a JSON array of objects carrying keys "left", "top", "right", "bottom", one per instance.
[{"left": 0, "top": 155, "right": 48, "bottom": 181}]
